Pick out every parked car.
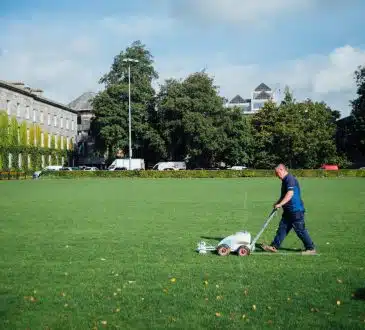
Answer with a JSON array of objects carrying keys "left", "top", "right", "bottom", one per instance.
[{"left": 320, "top": 164, "right": 339, "bottom": 170}]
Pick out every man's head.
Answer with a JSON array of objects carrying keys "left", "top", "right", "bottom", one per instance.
[{"left": 275, "top": 164, "right": 288, "bottom": 180}]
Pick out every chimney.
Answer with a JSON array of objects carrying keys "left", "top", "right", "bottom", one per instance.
[
  {"left": 31, "top": 88, "right": 44, "bottom": 97},
  {"left": 8, "top": 81, "right": 25, "bottom": 88}
]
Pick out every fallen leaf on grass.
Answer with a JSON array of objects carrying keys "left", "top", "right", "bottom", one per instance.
[
  {"left": 170, "top": 278, "right": 176, "bottom": 283},
  {"left": 100, "top": 258, "right": 106, "bottom": 261},
  {"left": 336, "top": 300, "right": 341, "bottom": 306},
  {"left": 204, "top": 280, "right": 208, "bottom": 285},
  {"left": 64, "top": 303, "right": 68, "bottom": 308},
  {"left": 287, "top": 297, "right": 291, "bottom": 302},
  {"left": 215, "top": 312, "right": 221, "bottom": 317},
  {"left": 216, "top": 296, "right": 223, "bottom": 300},
  {"left": 128, "top": 281, "right": 135, "bottom": 284},
  {"left": 252, "top": 305, "right": 256, "bottom": 311},
  {"left": 267, "top": 306, "right": 271, "bottom": 310},
  {"left": 115, "top": 308, "right": 120, "bottom": 313},
  {"left": 113, "top": 292, "right": 117, "bottom": 296},
  {"left": 311, "top": 308, "right": 319, "bottom": 312},
  {"left": 242, "top": 314, "right": 246, "bottom": 319},
  {"left": 101, "top": 320, "right": 107, "bottom": 325},
  {"left": 64, "top": 272, "right": 68, "bottom": 276},
  {"left": 61, "top": 292, "right": 66, "bottom": 297},
  {"left": 337, "top": 279, "right": 343, "bottom": 284},
  {"left": 216, "top": 284, "right": 219, "bottom": 288},
  {"left": 163, "top": 288, "right": 168, "bottom": 294},
  {"left": 244, "top": 290, "right": 248, "bottom": 296}
]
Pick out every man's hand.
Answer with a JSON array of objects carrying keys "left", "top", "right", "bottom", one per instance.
[{"left": 274, "top": 203, "right": 282, "bottom": 209}]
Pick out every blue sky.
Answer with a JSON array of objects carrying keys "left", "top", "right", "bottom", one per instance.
[{"left": 1, "top": 0, "right": 365, "bottom": 117}]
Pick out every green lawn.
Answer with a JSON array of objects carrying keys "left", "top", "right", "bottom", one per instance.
[{"left": 1, "top": 177, "right": 364, "bottom": 329}]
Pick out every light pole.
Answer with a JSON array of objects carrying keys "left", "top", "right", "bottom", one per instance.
[{"left": 122, "top": 58, "right": 139, "bottom": 170}]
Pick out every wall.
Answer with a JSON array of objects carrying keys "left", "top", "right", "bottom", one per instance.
[{"left": 0, "top": 82, "right": 77, "bottom": 147}]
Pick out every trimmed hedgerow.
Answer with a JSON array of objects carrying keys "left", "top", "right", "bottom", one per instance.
[{"left": 39, "top": 169, "right": 365, "bottom": 179}]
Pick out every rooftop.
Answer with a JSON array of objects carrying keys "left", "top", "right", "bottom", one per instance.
[
  {"left": 0, "top": 80, "right": 76, "bottom": 114},
  {"left": 68, "top": 92, "right": 96, "bottom": 111},
  {"left": 254, "top": 83, "right": 272, "bottom": 92}
]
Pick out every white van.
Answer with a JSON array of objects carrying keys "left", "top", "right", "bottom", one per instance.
[{"left": 108, "top": 158, "right": 145, "bottom": 171}]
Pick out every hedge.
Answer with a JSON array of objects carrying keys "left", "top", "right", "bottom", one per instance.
[{"left": 39, "top": 169, "right": 365, "bottom": 179}]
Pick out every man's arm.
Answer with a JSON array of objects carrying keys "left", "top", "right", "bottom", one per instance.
[
  {"left": 275, "top": 175, "right": 295, "bottom": 208},
  {"left": 275, "top": 190, "right": 294, "bottom": 208}
]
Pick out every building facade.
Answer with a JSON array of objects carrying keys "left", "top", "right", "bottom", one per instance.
[
  {"left": 68, "top": 92, "right": 106, "bottom": 167},
  {"left": 225, "top": 83, "right": 275, "bottom": 114},
  {"left": 0, "top": 80, "right": 78, "bottom": 167}
]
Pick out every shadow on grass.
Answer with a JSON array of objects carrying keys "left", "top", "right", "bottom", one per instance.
[{"left": 352, "top": 288, "right": 365, "bottom": 300}]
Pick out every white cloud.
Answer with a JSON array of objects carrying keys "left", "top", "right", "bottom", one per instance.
[
  {"left": 0, "top": 15, "right": 170, "bottom": 105},
  {"left": 156, "top": 45, "right": 365, "bottom": 117},
  {"left": 1, "top": 14, "right": 363, "bottom": 118},
  {"left": 99, "top": 16, "right": 175, "bottom": 38},
  {"left": 170, "top": 0, "right": 316, "bottom": 25}
]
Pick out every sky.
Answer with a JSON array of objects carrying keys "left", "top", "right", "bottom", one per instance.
[{"left": 1, "top": 0, "right": 365, "bottom": 118}]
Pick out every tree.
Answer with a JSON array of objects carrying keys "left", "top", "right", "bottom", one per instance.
[
  {"left": 252, "top": 94, "right": 343, "bottom": 169},
  {"left": 220, "top": 107, "right": 254, "bottom": 167},
  {"left": 349, "top": 65, "right": 365, "bottom": 163},
  {"left": 91, "top": 40, "right": 166, "bottom": 165},
  {"left": 155, "top": 71, "right": 229, "bottom": 168}
]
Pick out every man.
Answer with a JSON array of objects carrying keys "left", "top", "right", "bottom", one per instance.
[{"left": 262, "top": 164, "right": 316, "bottom": 255}]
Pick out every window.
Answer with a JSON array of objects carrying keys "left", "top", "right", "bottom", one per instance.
[
  {"left": 66, "top": 119, "right": 69, "bottom": 129},
  {"left": 26, "top": 106, "right": 30, "bottom": 119},
  {"left": 48, "top": 113, "right": 51, "bottom": 125},
  {"left": 33, "top": 109, "right": 36, "bottom": 122},
  {"left": 254, "top": 102, "right": 265, "bottom": 110},
  {"left": 54, "top": 115, "right": 57, "bottom": 127},
  {"left": 40, "top": 111, "right": 44, "bottom": 123},
  {"left": 6, "top": 100, "right": 11, "bottom": 115},
  {"left": 71, "top": 120, "right": 74, "bottom": 131},
  {"left": 60, "top": 117, "right": 63, "bottom": 128}
]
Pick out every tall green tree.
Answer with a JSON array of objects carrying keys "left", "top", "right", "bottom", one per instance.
[
  {"left": 91, "top": 40, "right": 165, "bottom": 164},
  {"left": 252, "top": 92, "right": 343, "bottom": 168},
  {"left": 347, "top": 65, "right": 365, "bottom": 163},
  {"left": 220, "top": 107, "right": 254, "bottom": 167},
  {"left": 156, "top": 71, "right": 229, "bottom": 168}
]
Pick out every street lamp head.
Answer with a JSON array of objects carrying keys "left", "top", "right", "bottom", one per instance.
[{"left": 123, "top": 58, "right": 139, "bottom": 63}]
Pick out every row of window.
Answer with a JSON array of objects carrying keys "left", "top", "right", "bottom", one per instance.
[
  {"left": 8, "top": 154, "right": 64, "bottom": 169},
  {"left": 6, "top": 100, "right": 75, "bottom": 131},
  {"left": 21, "top": 127, "right": 72, "bottom": 150}
]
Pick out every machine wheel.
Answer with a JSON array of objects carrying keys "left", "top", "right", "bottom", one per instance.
[
  {"left": 237, "top": 245, "right": 251, "bottom": 256},
  {"left": 217, "top": 244, "right": 231, "bottom": 256}
]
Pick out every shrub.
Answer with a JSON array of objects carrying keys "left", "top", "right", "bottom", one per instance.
[{"left": 40, "top": 169, "right": 365, "bottom": 179}]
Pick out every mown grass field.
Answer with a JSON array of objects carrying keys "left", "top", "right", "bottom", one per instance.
[{"left": 1, "top": 177, "right": 364, "bottom": 329}]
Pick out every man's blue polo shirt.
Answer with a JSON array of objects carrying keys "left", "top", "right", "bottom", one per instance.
[{"left": 281, "top": 173, "right": 305, "bottom": 213}]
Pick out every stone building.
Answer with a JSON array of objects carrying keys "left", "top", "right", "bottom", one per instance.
[
  {"left": 0, "top": 80, "right": 78, "bottom": 166},
  {"left": 68, "top": 92, "right": 105, "bottom": 167},
  {"left": 225, "top": 83, "right": 275, "bottom": 114}
]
